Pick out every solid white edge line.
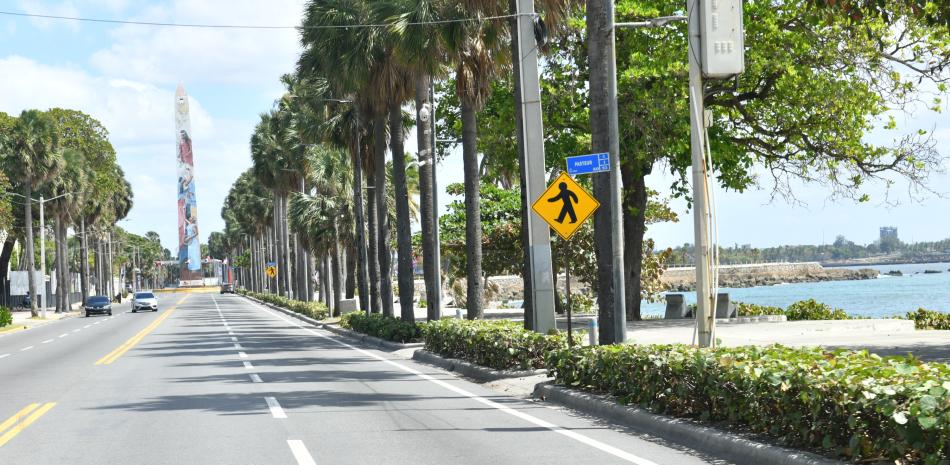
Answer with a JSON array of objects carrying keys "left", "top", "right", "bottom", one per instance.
[
  {"left": 249, "top": 300, "right": 659, "bottom": 465},
  {"left": 249, "top": 373, "right": 263, "bottom": 383},
  {"left": 287, "top": 440, "right": 317, "bottom": 465},
  {"left": 265, "top": 396, "right": 287, "bottom": 419},
  {"left": 243, "top": 361, "right": 254, "bottom": 369}
]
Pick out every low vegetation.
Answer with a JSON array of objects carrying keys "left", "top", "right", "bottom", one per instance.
[
  {"left": 339, "top": 312, "right": 422, "bottom": 343},
  {"left": 737, "top": 299, "right": 852, "bottom": 321},
  {"left": 238, "top": 289, "right": 328, "bottom": 320},
  {"left": 546, "top": 344, "right": 950, "bottom": 464},
  {"left": 0, "top": 306, "right": 12, "bottom": 327},
  {"left": 905, "top": 309, "right": 950, "bottom": 330},
  {"left": 423, "top": 319, "right": 568, "bottom": 371}
]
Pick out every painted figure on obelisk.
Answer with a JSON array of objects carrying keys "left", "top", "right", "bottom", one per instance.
[{"left": 175, "top": 84, "right": 202, "bottom": 285}]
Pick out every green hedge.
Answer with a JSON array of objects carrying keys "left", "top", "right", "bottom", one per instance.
[
  {"left": 547, "top": 344, "right": 950, "bottom": 464},
  {"left": 239, "top": 289, "right": 329, "bottom": 320},
  {"left": 339, "top": 312, "right": 422, "bottom": 343},
  {"left": 423, "top": 319, "right": 568, "bottom": 370},
  {"left": 737, "top": 299, "right": 852, "bottom": 320},
  {"left": 0, "top": 306, "right": 12, "bottom": 327},
  {"left": 906, "top": 309, "right": 950, "bottom": 330}
]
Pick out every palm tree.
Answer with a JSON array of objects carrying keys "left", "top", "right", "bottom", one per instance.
[
  {"left": 43, "top": 147, "right": 87, "bottom": 312},
  {"left": 1, "top": 110, "right": 63, "bottom": 317}
]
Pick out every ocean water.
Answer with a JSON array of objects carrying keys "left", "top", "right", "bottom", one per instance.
[{"left": 641, "top": 262, "right": 950, "bottom": 318}]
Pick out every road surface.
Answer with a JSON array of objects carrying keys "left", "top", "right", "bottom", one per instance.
[{"left": 0, "top": 292, "right": 730, "bottom": 465}]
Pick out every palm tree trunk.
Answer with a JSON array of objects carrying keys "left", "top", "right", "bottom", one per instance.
[
  {"left": 320, "top": 254, "right": 330, "bottom": 310},
  {"left": 587, "top": 0, "right": 620, "bottom": 344},
  {"left": 622, "top": 162, "right": 650, "bottom": 321},
  {"left": 390, "top": 102, "right": 415, "bottom": 323},
  {"left": 282, "top": 193, "right": 294, "bottom": 299},
  {"left": 331, "top": 228, "right": 342, "bottom": 315},
  {"left": 351, "top": 138, "right": 370, "bottom": 313},
  {"left": 24, "top": 184, "right": 38, "bottom": 317},
  {"left": 416, "top": 77, "right": 440, "bottom": 322},
  {"left": 272, "top": 196, "right": 283, "bottom": 296},
  {"left": 345, "top": 243, "right": 356, "bottom": 299},
  {"left": 80, "top": 219, "right": 90, "bottom": 304},
  {"left": 54, "top": 215, "right": 63, "bottom": 312},
  {"left": 460, "top": 100, "right": 483, "bottom": 320},
  {"left": 373, "top": 113, "right": 394, "bottom": 317},
  {"left": 366, "top": 164, "right": 381, "bottom": 314},
  {"left": 107, "top": 232, "right": 115, "bottom": 298}
]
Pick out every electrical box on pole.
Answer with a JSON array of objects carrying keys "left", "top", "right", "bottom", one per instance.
[{"left": 699, "top": 0, "right": 745, "bottom": 78}]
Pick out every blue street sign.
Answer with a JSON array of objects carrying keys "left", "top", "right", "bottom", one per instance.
[{"left": 566, "top": 153, "right": 610, "bottom": 176}]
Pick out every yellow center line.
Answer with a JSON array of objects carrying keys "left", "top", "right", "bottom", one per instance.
[
  {"left": 0, "top": 402, "right": 56, "bottom": 447},
  {"left": 95, "top": 295, "right": 189, "bottom": 365}
]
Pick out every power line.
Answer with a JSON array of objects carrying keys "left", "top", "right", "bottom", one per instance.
[{"left": 0, "top": 10, "right": 530, "bottom": 30}]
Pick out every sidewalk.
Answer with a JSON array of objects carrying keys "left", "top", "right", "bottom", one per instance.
[{"left": 2, "top": 308, "right": 81, "bottom": 335}]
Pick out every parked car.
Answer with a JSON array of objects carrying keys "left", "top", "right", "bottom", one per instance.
[
  {"left": 84, "top": 296, "right": 112, "bottom": 317},
  {"left": 131, "top": 292, "right": 159, "bottom": 313},
  {"left": 220, "top": 283, "right": 235, "bottom": 294}
]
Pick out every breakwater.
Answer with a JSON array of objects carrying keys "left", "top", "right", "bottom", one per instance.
[{"left": 661, "top": 262, "right": 878, "bottom": 292}]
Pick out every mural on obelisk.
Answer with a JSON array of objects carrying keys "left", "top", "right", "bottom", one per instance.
[{"left": 175, "top": 84, "right": 202, "bottom": 283}]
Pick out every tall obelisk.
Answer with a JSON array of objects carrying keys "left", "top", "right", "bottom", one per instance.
[{"left": 175, "top": 84, "right": 202, "bottom": 285}]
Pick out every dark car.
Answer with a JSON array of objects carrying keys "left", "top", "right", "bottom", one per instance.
[
  {"left": 220, "top": 283, "right": 235, "bottom": 294},
  {"left": 84, "top": 296, "right": 112, "bottom": 317}
]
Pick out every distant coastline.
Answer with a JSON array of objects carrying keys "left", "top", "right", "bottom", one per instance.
[
  {"left": 820, "top": 254, "right": 950, "bottom": 268},
  {"left": 661, "top": 262, "right": 878, "bottom": 292}
]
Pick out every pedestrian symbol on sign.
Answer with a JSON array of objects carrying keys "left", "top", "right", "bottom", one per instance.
[
  {"left": 547, "top": 182, "right": 580, "bottom": 224},
  {"left": 531, "top": 172, "right": 599, "bottom": 240}
]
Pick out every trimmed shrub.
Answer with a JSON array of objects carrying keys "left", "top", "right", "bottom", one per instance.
[
  {"left": 736, "top": 302, "right": 784, "bottom": 316},
  {"left": 238, "top": 289, "right": 329, "bottom": 320},
  {"left": 0, "top": 306, "right": 12, "bottom": 327},
  {"left": 340, "top": 312, "right": 421, "bottom": 343},
  {"left": 906, "top": 308, "right": 950, "bottom": 330},
  {"left": 423, "top": 319, "right": 568, "bottom": 370},
  {"left": 784, "top": 299, "right": 851, "bottom": 320},
  {"left": 735, "top": 299, "right": 851, "bottom": 321},
  {"left": 546, "top": 344, "right": 950, "bottom": 464}
]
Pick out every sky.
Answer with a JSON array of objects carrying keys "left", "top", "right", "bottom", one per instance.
[{"left": 0, "top": 1, "right": 947, "bottom": 254}]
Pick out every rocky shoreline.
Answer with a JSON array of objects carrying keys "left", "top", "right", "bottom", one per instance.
[{"left": 661, "top": 262, "right": 879, "bottom": 292}]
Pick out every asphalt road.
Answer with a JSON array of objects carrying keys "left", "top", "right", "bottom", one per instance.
[{"left": 0, "top": 292, "right": 731, "bottom": 465}]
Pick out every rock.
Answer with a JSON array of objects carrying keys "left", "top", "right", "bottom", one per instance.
[
  {"left": 886, "top": 270, "right": 903, "bottom": 276},
  {"left": 924, "top": 269, "right": 942, "bottom": 274}
]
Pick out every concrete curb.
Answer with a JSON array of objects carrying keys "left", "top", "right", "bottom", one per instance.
[
  {"left": 533, "top": 383, "right": 845, "bottom": 465},
  {"left": 241, "top": 295, "right": 422, "bottom": 352},
  {"left": 412, "top": 349, "right": 548, "bottom": 382}
]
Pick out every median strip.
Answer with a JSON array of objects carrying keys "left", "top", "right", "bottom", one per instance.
[
  {"left": 95, "top": 296, "right": 188, "bottom": 365},
  {"left": 0, "top": 402, "right": 56, "bottom": 447}
]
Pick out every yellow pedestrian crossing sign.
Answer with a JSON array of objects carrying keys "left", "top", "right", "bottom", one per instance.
[
  {"left": 531, "top": 172, "right": 600, "bottom": 240},
  {"left": 266, "top": 266, "right": 277, "bottom": 278}
]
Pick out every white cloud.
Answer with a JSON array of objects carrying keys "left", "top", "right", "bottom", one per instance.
[
  {"left": 0, "top": 55, "right": 245, "bottom": 251},
  {"left": 16, "top": 0, "right": 81, "bottom": 31},
  {"left": 88, "top": 0, "right": 305, "bottom": 86}
]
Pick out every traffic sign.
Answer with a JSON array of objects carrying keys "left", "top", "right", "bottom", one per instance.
[
  {"left": 531, "top": 172, "right": 600, "bottom": 240},
  {"left": 265, "top": 266, "right": 277, "bottom": 278},
  {"left": 566, "top": 153, "right": 609, "bottom": 176}
]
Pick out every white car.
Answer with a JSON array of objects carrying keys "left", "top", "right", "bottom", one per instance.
[{"left": 131, "top": 292, "right": 159, "bottom": 312}]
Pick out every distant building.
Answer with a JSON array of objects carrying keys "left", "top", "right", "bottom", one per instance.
[{"left": 880, "top": 227, "right": 898, "bottom": 241}]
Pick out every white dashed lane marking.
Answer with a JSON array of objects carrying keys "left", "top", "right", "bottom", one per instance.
[
  {"left": 20, "top": 346, "right": 33, "bottom": 352},
  {"left": 287, "top": 440, "right": 317, "bottom": 465},
  {"left": 249, "top": 374, "right": 263, "bottom": 383},
  {"left": 41, "top": 339, "right": 53, "bottom": 344},
  {"left": 265, "top": 397, "right": 286, "bottom": 419}
]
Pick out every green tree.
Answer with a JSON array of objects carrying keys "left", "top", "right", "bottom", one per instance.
[{"left": 1, "top": 110, "right": 63, "bottom": 316}]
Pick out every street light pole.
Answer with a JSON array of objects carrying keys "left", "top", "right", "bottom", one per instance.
[
  {"left": 513, "top": 0, "right": 556, "bottom": 333},
  {"left": 39, "top": 195, "right": 46, "bottom": 319}
]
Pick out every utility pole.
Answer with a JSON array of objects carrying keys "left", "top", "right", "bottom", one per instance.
[
  {"left": 513, "top": 0, "right": 556, "bottom": 333},
  {"left": 687, "top": 0, "right": 714, "bottom": 347},
  {"left": 39, "top": 195, "right": 46, "bottom": 319}
]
